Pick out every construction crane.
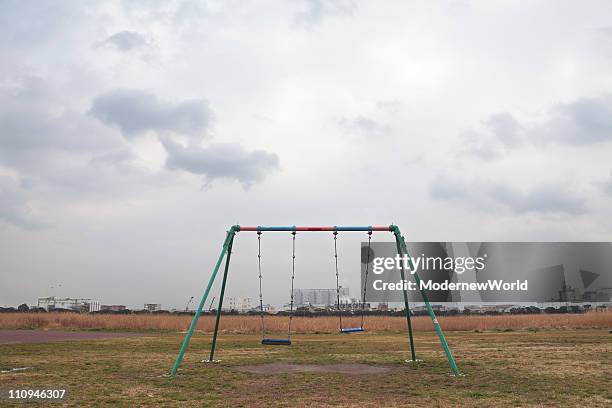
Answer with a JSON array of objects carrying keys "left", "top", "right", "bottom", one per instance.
[
  {"left": 184, "top": 296, "right": 194, "bottom": 312},
  {"left": 183, "top": 296, "right": 217, "bottom": 313}
]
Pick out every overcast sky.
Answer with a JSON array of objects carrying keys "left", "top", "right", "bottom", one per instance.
[{"left": 1, "top": 1, "right": 612, "bottom": 309}]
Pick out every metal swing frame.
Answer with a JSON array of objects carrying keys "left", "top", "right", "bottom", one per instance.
[{"left": 169, "top": 225, "right": 460, "bottom": 377}]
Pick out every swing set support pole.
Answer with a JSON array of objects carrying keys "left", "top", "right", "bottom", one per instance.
[
  {"left": 170, "top": 225, "right": 238, "bottom": 377},
  {"left": 207, "top": 231, "right": 235, "bottom": 362},
  {"left": 390, "top": 225, "right": 461, "bottom": 376},
  {"left": 394, "top": 236, "right": 417, "bottom": 361}
]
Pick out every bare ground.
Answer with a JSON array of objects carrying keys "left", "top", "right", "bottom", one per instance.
[
  {"left": 0, "top": 329, "right": 146, "bottom": 344},
  {"left": 234, "top": 362, "right": 395, "bottom": 374}
]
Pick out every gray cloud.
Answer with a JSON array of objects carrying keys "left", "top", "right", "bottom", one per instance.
[
  {"left": 430, "top": 174, "right": 586, "bottom": 215},
  {"left": 490, "top": 184, "right": 586, "bottom": 215},
  {"left": 0, "top": 1, "right": 80, "bottom": 48},
  {"left": 162, "top": 140, "right": 280, "bottom": 188},
  {"left": 484, "top": 112, "right": 522, "bottom": 146},
  {"left": 460, "top": 129, "right": 502, "bottom": 160},
  {"left": 600, "top": 26, "right": 612, "bottom": 45},
  {"left": 375, "top": 100, "right": 405, "bottom": 113},
  {"left": 0, "top": 76, "right": 116, "bottom": 154},
  {"left": 460, "top": 113, "right": 521, "bottom": 159},
  {"left": 603, "top": 173, "right": 612, "bottom": 196},
  {"left": 0, "top": 176, "right": 45, "bottom": 229},
  {"left": 102, "top": 31, "right": 149, "bottom": 52},
  {"left": 294, "top": 0, "right": 356, "bottom": 27},
  {"left": 463, "top": 95, "right": 612, "bottom": 159},
  {"left": 337, "top": 115, "right": 389, "bottom": 138},
  {"left": 89, "top": 149, "right": 135, "bottom": 167},
  {"left": 0, "top": 107, "right": 111, "bottom": 157},
  {"left": 0, "top": 77, "right": 169, "bottom": 218},
  {"left": 0, "top": 77, "right": 124, "bottom": 185},
  {"left": 547, "top": 96, "right": 612, "bottom": 145},
  {"left": 90, "top": 89, "right": 211, "bottom": 139}
]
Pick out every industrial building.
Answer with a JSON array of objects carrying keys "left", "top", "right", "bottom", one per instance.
[
  {"left": 225, "top": 297, "right": 252, "bottom": 312},
  {"left": 144, "top": 303, "right": 162, "bottom": 312},
  {"left": 292, "top": 288, "right": 350, "bottom": 308},
  {"left": 37, "top": 297, "right": 100, "bottom": 312}
]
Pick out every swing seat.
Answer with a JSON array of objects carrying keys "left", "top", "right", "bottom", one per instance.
[
  {"left": 340, "top": 327, "right": 364, "bottom": 333},
  {"left": 261, "top": 338, "right": 292, "bottom": 346}
]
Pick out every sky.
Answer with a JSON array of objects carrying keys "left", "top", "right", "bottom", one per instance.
[{"left": 1, "top": 0, "right": 612, "bottom": 309}]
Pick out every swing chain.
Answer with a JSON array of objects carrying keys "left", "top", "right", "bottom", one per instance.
[
  {"left": 333, "top": 231, "right": 343, "bottom": 331},
  {"left": 287, "top": 231, "right": 297, "bottom": 339},
  {"left": 257, "top": 231, "right": 265, "bottom": 340},
  {"left": 360, "top": 230, "right": 373, "bottom": 328}
]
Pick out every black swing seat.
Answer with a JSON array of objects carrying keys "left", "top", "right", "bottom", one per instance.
[
  {"left": 261, "top": 338, "right": 292, "bottom": 346},
  {"left": 340, "top": 327, "right": 364, "bottom": 333}
]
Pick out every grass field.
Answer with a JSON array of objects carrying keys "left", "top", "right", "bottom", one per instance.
[{"left": 1, "top": 327, "right": 611, "bottom": 407}]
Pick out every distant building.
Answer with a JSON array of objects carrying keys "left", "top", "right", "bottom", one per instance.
[
  {"left": 226, "top": 297, "right": 252, "bottom": 312},
  {"left": 293, "top": 288, "right": 350, "bottom": 308},
  {"left": 582, "top": 288, "right": 612, "bottom": 302},
  {"left": 461, "top": 304, "right": 514, "bottom": 314},
  {"left": 249, "top": 303, "right": 273, "bottom": 313},
  {"left": 345, "top": 298, "right": 370, "bottom": 311},
  {"left": 37, "top": 297, "right": 100, "bottom": 312},
  {"left": 144, "top": 303, "right": 161, "bottom": 312},
  {"left": 558, "top": 283, "right": 577, "bottom": 302},
  {"left": 89, "top": 300, "right": 101, "bottom": 312},
  {"left": 377, "top": 302, "right": 389, "bottom": 311},
  {"left": 100, "top": 305, "right": 127, "bottom": 312},
  {"left": 412, "top": 304, "right": 448, "bottom": 314}
]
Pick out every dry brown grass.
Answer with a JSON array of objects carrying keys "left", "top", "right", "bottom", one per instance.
[
  {"left": 2, "top": 329, "right": 610, "bottom": 406},
  {"left": 0, "top": 310, "right": 610, "bottom": 333}
]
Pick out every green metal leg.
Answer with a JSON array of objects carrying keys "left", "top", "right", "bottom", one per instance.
[
  {"left": 206, "top": 233, "right": 234, "bottom": 362},
  {"left": 391, "top": 226, "right": 461, "bottom": 376},
  {"left": 170, "top": 227, "right": 237, "bottom": 377},
  {"left": 394, "top": 237, "right": 417, "bottom": 361}
]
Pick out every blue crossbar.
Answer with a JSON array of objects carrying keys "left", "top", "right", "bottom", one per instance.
[
  {"left": 340, "top": 327, "right": 364, "bottom": 333},
  {"left": 261, "top": 338, "right": 292, "bottom": 345}
]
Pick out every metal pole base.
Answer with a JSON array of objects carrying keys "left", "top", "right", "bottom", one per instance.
[
  {"left": 404, "top": 359, "right": 423, "bottom": 363},
  {"left": 201, "top": 359, "right": 221, "bottom": 363}
]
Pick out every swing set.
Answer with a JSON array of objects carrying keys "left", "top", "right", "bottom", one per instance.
[{"left": 170, "top": 225, "right": 460, "bottom": 377}]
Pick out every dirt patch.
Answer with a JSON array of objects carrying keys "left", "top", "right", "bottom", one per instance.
[
  {"left": 234, "top": 363, "right": 394, "bottom": 375},
  {"left": 0, "top": 329, "right": 146, "bottom": 344}
]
